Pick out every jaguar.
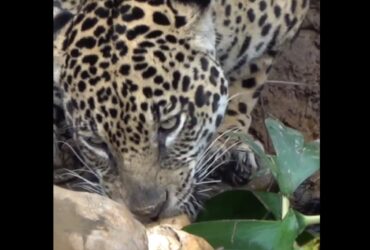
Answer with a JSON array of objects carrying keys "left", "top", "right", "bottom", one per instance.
[{"left": 53, "top": 0, "right": 309, "bottom": 220}]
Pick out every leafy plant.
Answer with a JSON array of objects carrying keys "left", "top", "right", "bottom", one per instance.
[{"left": 183, "top": 118, "right": 320, "bottom": 250}]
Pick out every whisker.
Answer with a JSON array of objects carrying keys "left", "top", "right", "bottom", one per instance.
[
  {"left": 195, "top": 191, "right": 212, "bottom": 198},
  {"left": 196, "top": 126, "right": 243, "bottom": 170},
  {"left": 197, "top": 141, "right": 239, "bottom": 180},
  {"left": 72, "top": 182, "right": 104, "bottom": 195},
  {"left": 197, "top": 188, "right": 213, "bottom": 193},
  {"left": 197, "top": 127, "right": 241, "bottom": 164},
  {"left": 227, "top": 92, "right": 248, "bottom": 102},
  {"left": 190, "top": 194, "right": 203, "bottom": 210},
  {"left": 63, "top": 169, "right": 100, "bottom": 188},
  {"left": 182, "top": 203, "right": 190, "bottom": 217},
  {"left": 55, "top": 140, "right": 101, "bottom": 181},
  {"left": 195, "top": 179, "right": 222, "bottom": 185},
  {"left": 187, "top": 202, "right": 196, "bottom": 217},
  {"left": 196, "top": 137, "right": 231, "bottom": 171},
  {"left": 199, "top": 160, "right": 233, "bottom": 181}
]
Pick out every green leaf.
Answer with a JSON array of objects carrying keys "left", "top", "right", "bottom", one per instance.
[
  {"left": 253, "top": 192, "right": 283, "bottom": 219},
  {"left": 184, "top": 210, "right": 300, "bottom": 250},
  {"left": 294, "top": 211, "right": 320, "bottom": 231},
  {"left": 196, "top": 190, "right": 271, "bottom": 222},
  {"left": 294, "top": 211, "right": 309, "bottom": 235},
  {"left": 264, "top": 118, "right": 320, "bottom": 196}
]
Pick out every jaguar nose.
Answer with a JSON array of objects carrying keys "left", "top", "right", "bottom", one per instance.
[{"left": 130, "top": 189, "right": 168, "bottom": 220}]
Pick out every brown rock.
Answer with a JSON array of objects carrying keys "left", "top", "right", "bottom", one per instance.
[
  {"left": 54, "top": 186, "right": 214, "bottom": 250},
  {"left": 146, "top": 214, "right": 191, "bottom": 230},
  {"left": 54, "top": 185, "right": 148, "bottom": 250},
  {"left": 147, "top": 225, "right": 214, "bottom": 250}
]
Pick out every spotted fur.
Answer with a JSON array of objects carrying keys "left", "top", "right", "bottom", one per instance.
[{"left": 54, "top": 0, "right": 309, "bottom": 220}]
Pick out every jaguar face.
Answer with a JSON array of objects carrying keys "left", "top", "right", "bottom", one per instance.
[{"left": 60, "top": 0, "right": 228, "bottom": 220}]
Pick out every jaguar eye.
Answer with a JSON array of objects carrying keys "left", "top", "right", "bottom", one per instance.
[
  {"left": 159, "top": 115, "right": 181, "bottom": 134},
  {"left": 158, "top": 114, "right": 186, "bottom": 148},
  {"left": 82, "top": 136, "right": 107, "bottom": 149}
]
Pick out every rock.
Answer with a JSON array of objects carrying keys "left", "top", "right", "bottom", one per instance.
[
  {"left": 54, "top": 185, "right": 148, "bottom": 250},
  {"left": 147, "top": 225, "right": 214, "bottom": 250},
  {"left": 54, "top": 186, "right": 214, "bottom": 250},
  {"left": 146, "top": 214, "right": 191, "bottom": 230}
]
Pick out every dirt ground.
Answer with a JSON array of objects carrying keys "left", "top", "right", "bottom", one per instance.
[
  {"left": 249, "top": 0, "right": 320, "bottom": 216},
  {"left": 250, "top": 0, "right": 320, "bottom": 150}
]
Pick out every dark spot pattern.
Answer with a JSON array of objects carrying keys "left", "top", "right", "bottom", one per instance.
[
  {"left": 242, "top": 78, "right": 257, "bottom": 88},
  {"left": 153, "top": 11, "right": 171, "bottom": 25}
]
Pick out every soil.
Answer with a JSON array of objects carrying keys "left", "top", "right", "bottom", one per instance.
[
  {"left": 250, "top": 0, "right": 320, "bottom": 150},
  {"left": 249, "top": 0, "right": 320, "bottom": 220}
]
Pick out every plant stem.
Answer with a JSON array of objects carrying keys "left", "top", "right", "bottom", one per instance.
[
  {"left": 282, "top": 196, "right": 290, "bottom": 218},
  {"left": 303, "top": 215, "right": 320, "bottom": 226}
]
